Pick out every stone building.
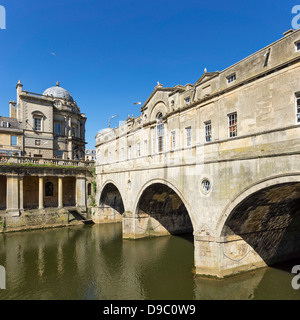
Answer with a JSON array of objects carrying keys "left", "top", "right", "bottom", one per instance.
[
  {"left": 0, "top": 116, "right": 23, "bottom": 156},
  {"left": 94, "top": 29, "right": 300, "bottom": 277},
  {"left": 9, "top": 81, "right": 87, "bottom": 160},
  {"left": 0, "top": 81, "right": 94, "bottom": 233},
  {"left": 85, "top": 149, "right": 96, "bottom": 162}
]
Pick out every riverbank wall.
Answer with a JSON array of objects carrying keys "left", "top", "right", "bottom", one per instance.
[{"left": 0, "top": 208, "right": 90, "bottom": 233}]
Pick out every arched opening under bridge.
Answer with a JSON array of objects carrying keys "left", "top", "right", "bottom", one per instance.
[
  {"left": 136, "top": 183, "right": 193, "bottom": 237},
  {"left": 221, "top": 182, "right": 300, "bottom": 268},
  {"left": 99, "top": 183, "right": 125, "bottom": 222}
]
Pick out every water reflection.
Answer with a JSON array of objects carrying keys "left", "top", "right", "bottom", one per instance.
[{"left": 0, "top": 224, "right": 299, "bottom": 300}]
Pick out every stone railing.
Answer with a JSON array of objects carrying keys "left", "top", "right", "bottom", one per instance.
[{"left": 0, "top": 156, "right": 95, "bottom": 168}]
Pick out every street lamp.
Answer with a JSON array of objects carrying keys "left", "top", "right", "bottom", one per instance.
[{"left": 108, "top": 115, "right": 119, "bottom": 128}]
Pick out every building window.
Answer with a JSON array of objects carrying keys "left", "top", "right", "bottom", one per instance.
[
  {"left": 186, "top": 127, "right": 192, "bottom": 147},
  {"left": 296, "top": 94, "right": 300, "bottom": 123},
  {"left": 34, "top": 118, "right": 42, "bottom": 131},
  {"left": 144, "top": 140, "right": 148, "bottom": 156},
  {"left": 201, "top": 179, "right": 211, "bottom": 194},
  {"left": 151, "top": 127, "right": 155, "bottom": 154},
  {"left": 157, "top": 113, "right": 164, "bottom": 153},
  {"left": 57, "top": 150, "right": 63, "bottom": 159},
  {"left": 87, "top": 183, "right": 92, "bottom": 196},
  {"left": 54, "top": 123, "right": 61, "bottom": 135},
  {"left": 137, "top": 142, "right": 141, "bottom": 157},
  {"left": 11, "top": 136, "right": 17, "bottom": 146},
  {"left": 1, "top": 121, "right": 9, "bottom": 128},
  {"left": 171, "top": 131, "right": 176, "bottom": 151},
  {"left": 228, "top": 112, "right": 238, "bottom": 138},
  {"left": 205, "top": 121, "right": 212, "bottom": 142},
  {"left": 227, "top": 73, "right": 236, "bottom": 84},
  {"left": 184, "top": 97, "right": 191, "bottom": 105},
  {"left": 296, "top": 41, "right": 300, "bottom": 52},
  {"left": 35, "top": 140, "right": 41, "bottom": 146},
  {"left": 45, "top": 182, "right": 54, "bottom": 197}
]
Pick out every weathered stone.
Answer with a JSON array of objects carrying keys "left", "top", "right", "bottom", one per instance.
[{"left": 95, "top": 29, "right": 300, "bottom": 278}]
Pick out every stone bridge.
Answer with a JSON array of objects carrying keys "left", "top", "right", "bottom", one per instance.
[
  {"left": 94, "top": 29, "right": 300, "bottom": 278},
  {"left": 94, "top": 148, "right": 300, "bottom": 278}
]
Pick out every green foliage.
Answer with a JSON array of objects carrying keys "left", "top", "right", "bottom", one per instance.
[
  {"left": 89, "top": 195, "right": 96, "bottom": 207},
  {"left": 0, "top": 162, "right": 78, "bottom": 169},
  {"left": 92, "top": 181, "right": 97, "bottom": 194}
]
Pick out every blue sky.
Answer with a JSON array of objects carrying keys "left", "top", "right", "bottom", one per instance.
[{"left": 0, "top": 0, "right": 298, "bottom": 148}]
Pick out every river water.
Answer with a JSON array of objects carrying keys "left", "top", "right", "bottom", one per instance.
[{"left": 0, "top": 223, "right": 299, "bottom": 300}]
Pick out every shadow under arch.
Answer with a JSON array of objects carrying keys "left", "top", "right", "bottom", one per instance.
[
  {"left": 99, "top": 182, "right": 125, "bottom": 220},
  {"left": 219, "top": 177, "right": 300, "bottom": 267},
  {"left": 135, "top": 181, "right": 194, "bottom": 237}
]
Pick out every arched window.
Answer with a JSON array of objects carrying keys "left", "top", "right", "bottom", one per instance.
[
  {"left": 156, "top": 113, "right": 164, "bottom": 153},
  {"left": 45, "top": 182, "right": 54, "bottom": 197},
  {"left": 87, "top": 183, "right": 92, "bottom": 196},
  {"left": 31, "top": 111, "right": 45, "bottom": 132}
]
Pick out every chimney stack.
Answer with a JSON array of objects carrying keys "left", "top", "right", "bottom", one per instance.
[{"left": 9, "top": 101, "right": 17, "bottom": 118}]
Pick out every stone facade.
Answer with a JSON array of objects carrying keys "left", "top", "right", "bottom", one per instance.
[
  {"left": 0, "top": 117, "right": 23, "bottom": 156},
  {"left": 10, "top": 81, "right": 87, "bottom": 160},
  {"left": 94, "top": 29, "right": 300, "bottom": 277},
  {"left": 0, "top": 160, "right": 94, "bottom": 231},
  {"left": 85, "top": 149, "right": 96, "bottom": 161}
]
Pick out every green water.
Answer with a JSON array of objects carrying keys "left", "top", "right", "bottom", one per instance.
[{"left": 0, "top": 223, "right": 299, "bottom": 300}]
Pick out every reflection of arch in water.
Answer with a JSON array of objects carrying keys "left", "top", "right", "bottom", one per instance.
[
  {"left": 218, "top": 175, "right": 300, "bottom": 269},
  {"left": 135, "top": 180, "right": 194, "bottom": 237}
]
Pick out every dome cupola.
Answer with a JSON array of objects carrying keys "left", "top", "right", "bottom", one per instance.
[{"left": 43, "top": 82, "right": 74, "bottom": 102}]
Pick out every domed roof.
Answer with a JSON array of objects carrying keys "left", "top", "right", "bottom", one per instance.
[{"left": 43, "top": 82, "right": 74, "bottom": 102}]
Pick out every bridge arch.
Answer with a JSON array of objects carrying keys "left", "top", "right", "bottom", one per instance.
[
  {"left": 133, "top": 179, "right": 194, "bottom": 237},
  {"left": 99, "top": 181, "right": 125, "bottom": 221},
  {"left": 216, "top": 174, "right": 300, "bottom": 267}
]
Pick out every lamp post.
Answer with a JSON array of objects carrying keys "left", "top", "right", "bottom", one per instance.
[{"left": 108, "top": 115, "right": 119, "bottom": 128}]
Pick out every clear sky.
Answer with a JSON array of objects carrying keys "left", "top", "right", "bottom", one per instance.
[{"left": 0, "top": 0, "right": 298, "bottom": 148}]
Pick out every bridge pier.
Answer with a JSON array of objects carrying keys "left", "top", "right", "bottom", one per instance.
[
  {"left": 194, "top": 235, "right": 268, "bottom": 278},
  {"left": 93, "top": 206, "right": 123, "bottom": 224},
  {"left": 122, "top": 211, "right": 193, "bottom": 239},
  {"left": 195, "top": 225, "right": 300, "bottom": 279}
]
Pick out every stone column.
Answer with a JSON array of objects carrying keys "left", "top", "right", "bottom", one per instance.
[
  {"left": 68, "top": 139, "right": 73, "bottom": 160},
  {"left": 76, "top": 176, "right": 86, "bottom": 212},
  {"left": 58, "top": 177, "right": 63, "bottom": 209},
  {"left": 39, "top": 176, "right": 44, "bottom": 210},
  {"left": 19, "top": 175, "right": 24, "bottom": 213},
  {"left": 6, "top": 174, "right": 20, "bottom": 217},
  {"left": 68, "top": 117, "right": 72, "bottom": 137}
]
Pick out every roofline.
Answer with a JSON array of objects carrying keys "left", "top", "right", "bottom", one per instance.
[
  {"left": 220, "top": 28, "right": 300, "bottom": 75},
  {"left": 140, "top": 87, "right": 175, "bottom": 111}
]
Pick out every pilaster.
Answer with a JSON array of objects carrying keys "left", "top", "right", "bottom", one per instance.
[
  {"left": 76, "top": 175, "right": 87, "bottom": 212},
  {"left": 6, "top": 174, "right": 20, "bottom": 217}
]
